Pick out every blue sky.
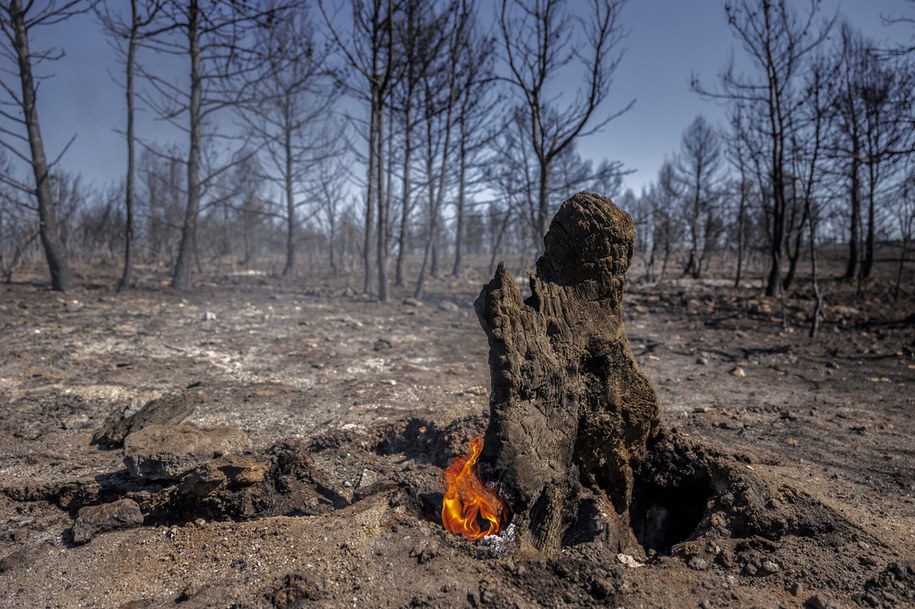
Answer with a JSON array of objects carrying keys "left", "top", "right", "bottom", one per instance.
[{"left": 10, "top": 0, "right": 913, "bottom": 199}]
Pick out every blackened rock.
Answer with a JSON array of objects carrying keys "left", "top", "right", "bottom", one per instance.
[
  {"left": 92, "top": 388, "right": 205, "bottom": 448},
  {"left": 124, "top": 423, "right": 252, "bottom": 481},
  {"left": 0, "top": 550, "right": 28, "bottom": 573},
  {"left": 179, "top": 454, "right": 270, "bottom": 498},
  {"left": 72, "top": 498, "right": 144, "bottom": 544}
]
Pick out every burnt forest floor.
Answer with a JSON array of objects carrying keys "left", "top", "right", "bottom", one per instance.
[{"left": 0, "top": 259, "right": 912, "bottom": 609}]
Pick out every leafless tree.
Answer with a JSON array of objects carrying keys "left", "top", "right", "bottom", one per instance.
[
  {"left": 694, "top": 0, "right": 833, "bottom": 297},
  {"left": 96, "top": 0, "right": 166, "bottom": 290},
  {"left": 413, "top": 0, "right": 471, "bottom": 300},
  {"left": 241, "top": 5, "right": 337, "bottom": 278},
  {"left": 644, "top": 161, "right": 680, "bottom": 284},
  {"left": 894, "top": 167, "right": 915, "bottom": 300},
  {"left": 450, "top": 2, "right": 497, "bottom": 278},
  {"left": 388, "top": 0, "right": 443, "bottom": 287},
  {"left": 858, "top": 43, "right": 914, "bottom": 279},
  {"left": 321, "top": 0, "right": 399, "bottom": 300},
  {"left": 140, "top": 144, "right": 185, "bottom": 269},
  {"left": 498, "top": 0, "right": 633, "bottom": 248},
  {"left": 827, "top": 23, "right": 866, "bottom": 281},
  {"left": 675, "top": 115, "right": 723, "bottom": 279},
  {"left": 725, "top": 107, "right": 754, "bottom": 288},
  {"left": 824, "top": 23, "right": 914, "bottom": 284},
  {"left": 0, "top": 0, "right": 94, "bottom": 290},
  {"left": 141, "top": 0, "right": 288, "bottom": 289},
  {"left": 789, "top": 56, "right": 831, "bottom": 336}
]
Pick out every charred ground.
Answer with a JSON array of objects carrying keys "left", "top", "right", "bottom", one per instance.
[{"left": 0, "top": 261, "right": 912, "bottom": 609}]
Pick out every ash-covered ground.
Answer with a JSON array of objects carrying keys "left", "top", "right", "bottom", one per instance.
[{"left": 0, "top": 263, "right": 912, "bottom": 609}]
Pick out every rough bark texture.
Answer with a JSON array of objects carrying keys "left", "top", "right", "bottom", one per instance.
[{"left": 476, "top": 192, "right": 661, "bottom": 553}]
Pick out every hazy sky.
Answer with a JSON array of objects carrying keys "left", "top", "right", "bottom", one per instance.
[{"left": 10, "top": 0, "right": 913, "bottom": 199}]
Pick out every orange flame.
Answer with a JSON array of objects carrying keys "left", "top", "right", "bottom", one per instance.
[{"left": 442, "top": 436, "right": 508, "bottom": 541}]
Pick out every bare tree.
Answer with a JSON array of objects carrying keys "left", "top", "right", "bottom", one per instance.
[
  {"left": 693, "top": 0, "right": 833, "bottom": 297},
  {"left": 894, "top": 167, "right": 915, "bottom": 300},
  {"left": 498, "top": 0, "right": 633, "bottom": 248},
  {"left": 858, "top": 42, "right": 914, "bottom": 279},
  {"left": 450, "top": 2, "right": 497, "bottom": 277},
  {"left": 0, "top": 0, "right": 93, "bottom": 290},
  {"left": 675, "top": 115, "right": 723, "bottom": 279},
  {"left": 241, "top": 6, "right": 337, "bottom": 278},
  {"left": 726, "top": 107, "right": 754, "bottom": 288},
  {"left": 791, "top": 56, "right": 830, "bottom": 337},
  {"left": 645, "top": 161, "right": 680, "bottom": 284},
  {"left": 140, "top": 144, "right": 185, "bottom": 269},
  {"left": 141, "top": 0, "right": 286, "bottom": 289},
  {"left": 96, "top": 0, "right": 166, "bottom": 291},
  {"left": 388, "top": 0, "right": 453, "bottom": 287},
  {"left": 320, "top": 0, "right": 398, "bottom": 299},
  {"left": 413, "top": 0, "right": 470, "bottom": 300}
]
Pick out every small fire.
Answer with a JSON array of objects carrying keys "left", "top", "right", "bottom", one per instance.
[{"left": 442, "top": 436, "right": 508, "bottom": 541}]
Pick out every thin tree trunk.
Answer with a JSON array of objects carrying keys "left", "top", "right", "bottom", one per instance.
[
  {"left": 735, "top": 187, "right": 746, "bottom": 288},
  {"left": 395, "top": 108, "right": 412, "bottom": 287},
  {"left": 862, "top": 169, "right": 876, "bottom": 280},
  {"left": 488, "top": 210, "right": 509, "bottom": 276},
  {"left": 844, "top": 150, "right": 861, "bottom": 281},
  {"left": 536, "top": 161, "right": 549, "bottom": 254},
  {"left": 895, "top": 235, "right": 908, "bottom": 301},
  {"left": 807, "top": 213, "right": 822, "bottom": 338},
  {"left": 118, "top": 0, "right": 140, "bottom": 292},
  {"left": 415, "top": 94, "right": 457, "bottom": 299},
  {"left": 172, "top": 1, "right": 201, "bottom": 290},
  {"left": 282, "top": 102, "right": 296, "bottom": 277},
  {"left": 452, "top": 119, "right": 467, "bottom": 277},
  {"left": 11, "top": 0, "right": 72, "bottom": 291},
  {"left": 376, "top": 95, "right": 388, "bottom": 301},
  {"left": 364, "top": 92, "right": 379, "bottom": 295}
]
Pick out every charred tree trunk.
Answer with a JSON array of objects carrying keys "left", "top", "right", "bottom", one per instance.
[
  {"left": 172, "top": 2, "right": 201, "bottom": 290},
  {"left": 11, "top": 0, "right": 72, "bottom": 291},
  {"left": 118, "top": 0, "right": 140, "bottom": 292},
  {"left": 476, "top": 192, "right": 661, "bottom": 554}
]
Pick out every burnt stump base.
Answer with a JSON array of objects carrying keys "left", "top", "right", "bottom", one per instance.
[
  {"left": 474, "top": 192, "right": 870, "bottom": 560},
  {"left": 476, "top": 192, "right": 662, "bottom": 553}
]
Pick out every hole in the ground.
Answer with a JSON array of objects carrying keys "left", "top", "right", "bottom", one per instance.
[{"left": 629, "top": 436, "right": 714, "bottom": 554}]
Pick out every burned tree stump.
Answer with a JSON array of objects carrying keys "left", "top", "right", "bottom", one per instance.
[{"left": 476, "top": 192, "right": 661, "bottom": 553}]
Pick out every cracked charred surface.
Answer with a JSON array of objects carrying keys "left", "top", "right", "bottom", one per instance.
[{"left": 476, "top": 192, "right": 661, "bottom": 553}]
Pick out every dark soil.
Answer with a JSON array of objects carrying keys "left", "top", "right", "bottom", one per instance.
[{"left": 0, "top": 262, "right": 912, "bottom": 609}]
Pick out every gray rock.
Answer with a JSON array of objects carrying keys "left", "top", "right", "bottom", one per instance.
[
  {"left": 72, "top": 498, "right": 143, "bottom": 544},
  {"left": 438, "top": 300, "right": 460, "bottom": 313},
  {"left": 124, "top": 423, "right": 252, "bottom": 480},
  {"left": 62, "top": 413, "right": 90, "bottom": 430},
  {"left": 688, "top": 557, "right": 710, "bottom": 571},
  {"left": 92, "top": 388, "right": 205, "bottom": 447}
]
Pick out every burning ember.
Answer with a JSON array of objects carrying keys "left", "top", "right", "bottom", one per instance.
[{"left": 442, "top": 436, "right": 509, "bottom": 541}]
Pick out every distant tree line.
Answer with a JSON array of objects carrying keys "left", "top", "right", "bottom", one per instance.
[
  {"left": 633, "top": 0, "right": 914, "bottom": 317},
  {"left": 0, "top": 0, "right": 912, "bottom": 312}
]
